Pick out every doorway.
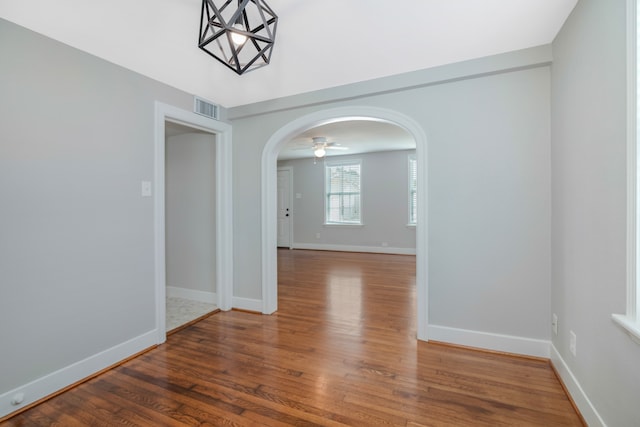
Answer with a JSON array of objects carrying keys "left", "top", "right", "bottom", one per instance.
[
  {"left": 154, "top": 102, "right": 233, "bottom": 345},
  {"left": 165, "top": 122, "right": 217, "bottom": 332},
  {"left": 277, "top": 167, "right": 293, "bottom": 248},
  {"left": 261, "top": 106, "right": 428, "bottom": 340}
]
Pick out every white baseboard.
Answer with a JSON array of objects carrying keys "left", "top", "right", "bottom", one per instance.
[
  {"left": 292, "top": 242, "right": 416, "bottom": 255},
  {"left": 232, "top": 296, "right": 263, "bottom": 313},
  {"left": 550, "top": 344, "right": 606, "bottom": 427},
  {"left": 166, "top": 286, "right": 217, "bottom": 304},
  {"left": 427, "top": 324, "right": 551, "bottom": 358},
  {"left": 0, "top": 329, "right": 158, "bottom": 419}
]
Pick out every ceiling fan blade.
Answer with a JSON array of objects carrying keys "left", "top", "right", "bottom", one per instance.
[{"left": 326, "top": 146, "right": 348, "bottom": 150}]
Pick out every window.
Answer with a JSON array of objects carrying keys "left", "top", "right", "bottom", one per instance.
[
  {"left": 408, "top": 155, "right": 417, "bottom": 225},
  {"left": 325, "top": 161, "right": 361, "bottom": 224},
  {"left": 613, "top": 0, "right": 640, "bottom": 342}
]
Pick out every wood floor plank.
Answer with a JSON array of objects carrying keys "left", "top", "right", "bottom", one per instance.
[{"left": 1, "top": 249, "right": 584, "bottom": 426}]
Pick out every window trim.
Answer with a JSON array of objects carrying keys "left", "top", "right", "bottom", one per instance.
[
  {"left": 408, "top": 154, "right": 417, "bottom": 226},
  {"left": 324, "top": 159, "right": 363, "bottom": 225},
  {"left": 613, "top": 0, "right": 640, "bottom": 344}
]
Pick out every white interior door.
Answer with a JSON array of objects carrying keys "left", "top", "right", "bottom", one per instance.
[{"left": 277, "top": 168, "right": 292, "bottom": 248}]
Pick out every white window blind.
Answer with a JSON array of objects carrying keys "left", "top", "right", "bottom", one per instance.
[
  {"left": 409, "top": 156, "right": 417, "bottom": 225},
  {"left": 325, "top": 162, "right": 361, "bottom": 224}
]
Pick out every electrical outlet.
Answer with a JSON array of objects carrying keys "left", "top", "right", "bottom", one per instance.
[
  {"left": 11, "top": 392, "right": 25, "bottom": 405},
  {"left": 552, "top": 314, "right": 558, "bottom": 335},
  {"left": 315, "top": 233, "right": 321, "bottom": 239},
  {"left": 569, "top": 330, "right": 577, "bottom": 356}
]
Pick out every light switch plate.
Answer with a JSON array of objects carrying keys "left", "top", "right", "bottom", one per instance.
[{"left": 141, "top": 181, "right": 152, "bottom": 197}]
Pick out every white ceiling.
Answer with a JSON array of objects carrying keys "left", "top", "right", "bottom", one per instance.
[
  {"left": 279, "top": 120, "right": 415, "bottom": 161},
  {"left": 0, "top": 0, "right": 577, "bottom": 108}
]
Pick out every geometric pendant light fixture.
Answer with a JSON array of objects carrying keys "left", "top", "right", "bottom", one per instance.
[{"left": 199, "top": 0, "right": 278, "bottom": 75}]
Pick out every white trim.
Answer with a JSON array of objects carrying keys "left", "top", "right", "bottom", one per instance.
[
  {"left": 232, "top": 296, "right": 263, "bottom": 312},
  {"left": 261, "top": 106, "right": 428, "bottom": 340},
  {"left": 617, "top": 0, "right": 640, "bottom": 343},
  {"left": 408, "top": 154, "right": 417, "bottom": 226},
  {"left": 292, "top": 243, "right": 416, "bottom": 255},
  {"left": 0, "top": 330, "right": 157, "bottom": 418},
  {"left": 324, "top": 157, "right": 364, "bottom": 166},
  {"left": 612, "top": 313, "right": 640, "bottom": 343},
  {"left": 277, "top": 166, "right": 294, "bottom": 249},
  {"left": 550, "top": 344, "right": 607, "bottom": 427},
  {"left": 629, "top": 0, "right": 638, "bottom": 321},
  {"left": 427, "top": 324, "right": 550, "bottom": 358},
  {"left": 154, "top": 102, "right": 233, "bottom": 345},
  {"left": 166, "top": 286, "right": 217, "bottom": 304}
]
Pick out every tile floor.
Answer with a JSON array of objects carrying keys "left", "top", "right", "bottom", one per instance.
[{"left": 166, "top": 296, "right": 217, "bottom": 332}]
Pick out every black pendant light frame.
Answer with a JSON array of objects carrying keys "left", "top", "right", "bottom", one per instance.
[{"left": 199, "top": 0, "right": 278, "bottom": 75}]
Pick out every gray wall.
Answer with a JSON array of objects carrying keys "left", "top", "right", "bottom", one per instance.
[
  {"left": 551, "top": 0, "right": 640, "bottom": 425},
  {"left": 230, "top": 51, "right": 552, "bottom": 341},
  {"left": 166, "top": 133, "right": 217, "bottom": 293},
  {"left": 278, "top": 150, "right": 416, "bottom": 251},
  {"left": 10, "top": 4, "right": 639, "bottom": 423},
  {"left": 0, "top": 19, "right": 195, "bottom": 394}
]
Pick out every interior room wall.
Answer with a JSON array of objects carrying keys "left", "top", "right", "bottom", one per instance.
[
  {"left": 166, "top": 133, "right": 217, "bottom": 296},
  {"left": 0, "top": 18, "right": 209, "bottom": 417},
  {"left": 550, "top": 0, "right": 640, "bottom": 425},
  {"left": 229, "top": 48, "right": 552, "bottom": 345},
  {"left": 278, "top": 150, "right": 416, "bottom": 253}
]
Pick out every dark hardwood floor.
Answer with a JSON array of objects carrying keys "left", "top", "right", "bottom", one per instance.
[{"left": 3, "top": 249, "right": 583, "bottom": 426}]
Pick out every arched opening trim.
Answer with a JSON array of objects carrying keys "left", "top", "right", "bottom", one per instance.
[{"left": 260, "top": 106, "right": 429, "bottom": 340}]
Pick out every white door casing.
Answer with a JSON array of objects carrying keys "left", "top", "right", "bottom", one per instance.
[
  {"left": 277, "top": 167, "right": 293, "bottom": 248},
  {"left": 154, "top": 102, "right": 233, "bottom": 345}
]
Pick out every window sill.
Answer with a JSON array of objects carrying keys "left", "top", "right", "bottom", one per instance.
[
  {"left": 612, "top": 314, "right": 640, "bottom": 344},
  {"left": 406, "top": 223, "right": 416, "bottom": 228},
  {"left": 323, "top": 223, "right": 363, "bottom": 227}
]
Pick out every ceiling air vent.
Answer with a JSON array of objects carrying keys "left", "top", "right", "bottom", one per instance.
[{"left": 194, "top": 96, "right": 219, "bottom": 120}]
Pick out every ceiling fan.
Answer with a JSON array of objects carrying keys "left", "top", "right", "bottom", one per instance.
[{"left": 306, "top": 136, "right": 348, "bottom": 158}]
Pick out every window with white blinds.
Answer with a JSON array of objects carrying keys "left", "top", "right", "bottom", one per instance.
[
  {"left": 325, "top": 161, "right": 362, "bottom": 224},
  {"left": 408, "top": 155, "right": 417, "bottom": 225}
]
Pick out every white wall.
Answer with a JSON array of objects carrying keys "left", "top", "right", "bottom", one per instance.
[
  {"left": 229, "top": 48, "right": 552, "bottom": 344},
  {"left": 551, "top": 0, "right": 640, "bottom": 425},
  {"left": 166, "top": 133, "right": 216, "bottom": 294},
  {"left": 278, "top": 150, "right": 416, "bottom": 253},
  {"left": 0, "top": 19, "right": 217, "bottom": 417}
]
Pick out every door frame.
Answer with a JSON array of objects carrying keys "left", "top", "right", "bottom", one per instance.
[
  {"left": 261, "top": 106, "right": 429, "bottom": 341},
  {"left": 154, "top": 102, "right": 233, "bottom": 344},
  {"left": 277, "top": 166, "right": 294, "bottom": 249}
]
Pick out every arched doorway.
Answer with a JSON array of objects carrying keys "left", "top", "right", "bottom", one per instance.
[{"left": 261, "top": 106, "right": 429, "bottom": 340}]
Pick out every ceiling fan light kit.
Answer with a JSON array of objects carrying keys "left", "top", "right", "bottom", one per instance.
[
  {"left": 310, "top": 136, "right": 347, "bottom": 159},
  {"left": 199, "top": 0, "right": 278, "bottom": 75},
  {"left": 289, "top": 136, "right": 349, "bottom": 161},
  {"left": 313, "top": 147, "right": 326, "bottom": 158}
]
